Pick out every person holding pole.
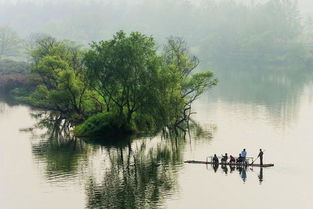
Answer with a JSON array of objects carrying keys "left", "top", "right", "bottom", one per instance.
[{"left": 258, "top": 149, "right": 264, "bottom": 165}]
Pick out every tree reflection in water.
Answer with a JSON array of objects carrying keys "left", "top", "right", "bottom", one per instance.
[
  {"left": 27, "top": 111, "right": 214, "bottom": 208},
  {"left": 85, "top": 131, "right": 191, "bottom": 209},
  {"left": 87, "top": 137, "right": 183, "bottom": 208},
  {"left": 30, "top": 111, "right": 91, "bottom": 181}
]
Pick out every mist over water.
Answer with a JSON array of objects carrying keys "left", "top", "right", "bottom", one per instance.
[{"left": 1, "top": 0, "right": 313, "bottom": 208}]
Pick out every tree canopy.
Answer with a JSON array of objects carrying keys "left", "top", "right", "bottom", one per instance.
[{"left": 15, "top": 31, "right": 217, "bottom": 138}]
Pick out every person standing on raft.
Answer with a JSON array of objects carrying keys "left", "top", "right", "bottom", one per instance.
[{"left": 258, "top": 149, "right": 264, "bottom": 165}]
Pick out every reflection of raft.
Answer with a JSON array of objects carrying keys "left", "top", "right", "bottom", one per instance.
[{"left": 184, "top": 160, "right": 274, "bottom": 167}]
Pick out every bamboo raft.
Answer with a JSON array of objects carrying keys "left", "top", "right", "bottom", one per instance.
[{"left": 184, "top": 160, "right": 274, "bottom": 167}]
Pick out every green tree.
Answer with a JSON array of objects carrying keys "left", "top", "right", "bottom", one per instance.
[
  {"left": 160, "top": 38, "right": 217, "bottom": 129},
  {"left": 28, "top": 31, "right": 216, "bottom": 136},
  {"left": 83, "top": 32, "right": 216, "bottom": 134},
  {"left": 85, "top": 31, "right": 161, "bottom": 123},
  {"left": 29, "top": 37, "right": 91, "bottom": 124}
]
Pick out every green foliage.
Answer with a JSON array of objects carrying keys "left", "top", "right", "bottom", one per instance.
[
  {"left": 24, "top": 31, "right": 216, "bottom": 137},
  {"left": 30, "top": 36, "right": 84, "bottom": 68},
  {"left": 184, "top": 72, "right": 218, "bottom": 101},
  {"left": 132, "top": 112, "right": 158, "bottom": 133},
  {"left": 27, "top": 37, "right": 93, "bottom": 124},
  {"left": 10, "top": 87, "right": 30, "bottom": 96},
  {"left": 32, "top": 55, "right": 70, "bottom": 88},
  {"left": 85, "top": 31, "right": 161, "bottom": 122},
  {"left": 74, "top": 112, "right": 133, "bottom": 137},
  {"left": 84, "top": 32, "right": 216, "bottom": 134},
  {"left": 10, "top": 87, "right": 32, "bottom": 103},
  {"left": 27, "top": 85, "right": 50, "bottom": 108},
  {"left": 158, "top": 38, "right": 217, "bottom": 128}
]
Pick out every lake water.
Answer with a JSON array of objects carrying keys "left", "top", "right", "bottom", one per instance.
[{"left": 1, "top": 71, "right": 313, "bottom": 209}]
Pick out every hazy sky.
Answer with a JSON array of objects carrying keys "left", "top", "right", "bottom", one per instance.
[
  {"left": 0, "top": 0, "right": 312, "bottom": 14},
  {"left": 0, "top": 0, "right": 311, "bottom": 43}
]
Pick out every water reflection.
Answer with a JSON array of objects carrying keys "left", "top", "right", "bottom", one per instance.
[
  {"left": 210, "top": 165, "right": 266, "bottom": 184},
  {"left": 237, "top": 166, "right": 247, "bottom": 182},
  {"left": 83, "top": 125, "right": 213, "bottom": 209},
  {"left": 202, "top": 65, "right": 313, "bottom": 127},
  {"left": 258, "top": 168, "right": 264, "bottom": 185},
  {"left": 32, "top": 137, "right": 90, "bottom": 181},
  {"left": 212, "top": 163, "right": 219, "bottom": 173},
  {"left": 1, "top": 64, "right": 311, "bottom": 208},
  {"left": 27, "top": 111, "right": 214, "bottom": 208},
  {"left": 24, "top": 111, "right": 91, "bottom": 181},
  {"left": 221, "top": 164, "right": 228, "bottom": 175},
  {"left": 85, "top": 136, "right": 184, "bottom": 209}
]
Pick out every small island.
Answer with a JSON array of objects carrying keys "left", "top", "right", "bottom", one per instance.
[{"left": 11, "top": 31, "right": 217, "bottom": 139}]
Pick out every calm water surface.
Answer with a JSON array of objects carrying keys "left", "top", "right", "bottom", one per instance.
[{"left": 1, "top": 72, "right": 313, "bottom": 209}]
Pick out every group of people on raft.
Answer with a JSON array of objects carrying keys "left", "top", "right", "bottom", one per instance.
[{"left": 212, "top": 148, "right": 264, "bottom": 165}]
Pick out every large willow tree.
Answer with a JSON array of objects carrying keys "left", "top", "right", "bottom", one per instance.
[
  {"left": 82, "top": 31, "right": 217, "bottom": 134},
  {"left": 84, "top": 31, "right": 161, "bottom": 123},
  {"left": 26, "top": 30, "right": 216, "bottom": 137}
]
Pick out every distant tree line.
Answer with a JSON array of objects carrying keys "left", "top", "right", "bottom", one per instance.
[
  {"left": 0, "top": 0, "right": 312, "bottom": 70},
  {"left": 0, "top": 26, "right": 31, "bottom": 91}
]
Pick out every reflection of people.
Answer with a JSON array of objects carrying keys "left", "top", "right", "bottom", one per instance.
[
  {"left": 241, "top": 167, "right": 247, "bottom": 182},
  {"left": 258, "top": 149, "right": 264, "bottom": 165},
  {"left": 241, "top": 149, "right": 247, "bottom": 163},
  {"left": 221, "top": 164, "right": 228, "bottom": 175},
  {"left": 238, "top": 166, "right": 247, "bottom": 182},
  {"left": 229, "top": 165, "right": 235, "bottom": 173},
  {"left": 258, "top": 167, "right": 263, "bottom": 184},
  {"left": 212, "top": 154, "right": 219, "bottom": 173},
  {"left": 237, "top": 166, "right": 242, "bottom": 176},
  {"left": 213, "top": 163, "right": 219, "bottom": 173}
]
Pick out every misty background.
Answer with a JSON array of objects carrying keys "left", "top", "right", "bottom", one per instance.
[
  {"left": 1, "top": 0, "right": 313, "bottom": 66},
  {"left": 1, "top": 0, "right": 313, "bottom": 120}
]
